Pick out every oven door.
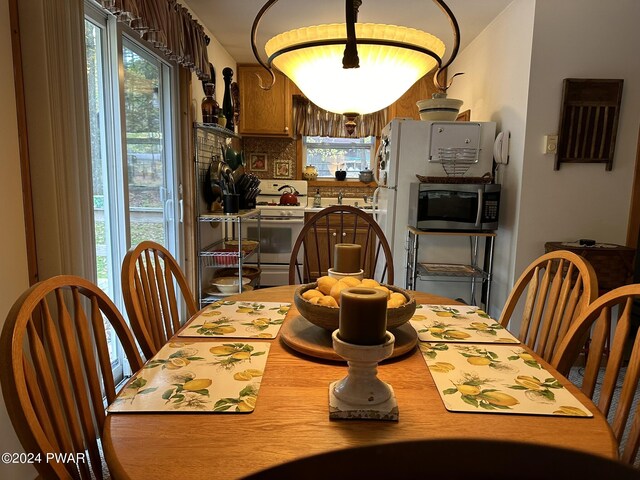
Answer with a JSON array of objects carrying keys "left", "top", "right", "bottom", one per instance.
[{"left": 242, "top": 217, "right": 304, "bottom": 265}]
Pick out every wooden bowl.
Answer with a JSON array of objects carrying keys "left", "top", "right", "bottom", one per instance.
[{"left": 293, "top": 283, "right": 416, "bottom": 332}]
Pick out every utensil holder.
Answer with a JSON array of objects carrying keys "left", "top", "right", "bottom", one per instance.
[{"left": 223, "top": 193, "right": 240, "bottom": 214}]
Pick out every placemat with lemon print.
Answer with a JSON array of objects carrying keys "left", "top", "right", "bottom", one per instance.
[
  {"left": 107, "top": 341, "right": 269, "bottom": 413},
  {"left": 409, "top": 304, "right": 519, "bottom": 344},
  {"left": 419, "top": 342, "right": 593, "bottom": 417},
  {"left": 179, "top": 301, "right": 291, "bottom": 339}
]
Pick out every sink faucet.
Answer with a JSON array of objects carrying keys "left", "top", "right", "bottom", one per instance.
[
  {"left": 337, "top": 191, "right": 344, "bottom": 205},
  {"left": 363, "top": 195, "right": 371, "bottom": 204}
]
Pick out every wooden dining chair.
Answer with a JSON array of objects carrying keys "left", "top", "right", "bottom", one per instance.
[
  {"left": 553, "top": 283, "right": 640, "bottom": 465},
  {"left": 498, "top": 250, "right": 598, "bottom": 365},
  {"left": 0, "top": 275, "right": 144, "bottom": 480},
  {"left": 121, "top": 240, "right": 197, "bottom": 359},
  {"left": 288, "top": 205, "right": 394, "bottom": 285}
]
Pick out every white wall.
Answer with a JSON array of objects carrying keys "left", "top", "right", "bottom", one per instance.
[
  {"left": 445, "top": 0, "right": 535, "bottom": 316},
  {"left": 516, "top": 0, "right": 640, "bottom": 277},
  {"left": 0, "top": 0, "right": 36, "bottom": 477},
  {"left": 186, "top": 8, "right": 237, "bottom": 121}
]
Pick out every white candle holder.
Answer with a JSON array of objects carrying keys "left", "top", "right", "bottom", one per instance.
[
  {"left": 329, "top": 330, "right": 398, "bottom": 421},
  {"left": 327, "top": 268, "right": 364, "bottom": 281}
]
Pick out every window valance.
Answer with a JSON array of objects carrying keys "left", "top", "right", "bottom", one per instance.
[
  {"left": 293, "top": 95, "right": 387, "bottom": 138},
  {"left": 96, "top": 0, "right": 211, "bottom": 80}
]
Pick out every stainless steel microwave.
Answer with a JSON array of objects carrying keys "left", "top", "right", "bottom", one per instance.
[{"left": 408, "top": 183, "right": 501, "bottom": 232}]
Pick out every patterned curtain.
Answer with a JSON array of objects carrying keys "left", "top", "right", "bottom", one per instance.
[
  {"left": 293, "top": 95, "right": 387, "bottom": 138},
  {"left": 96, "top": 0, "right": 211, "bottom": 81}
]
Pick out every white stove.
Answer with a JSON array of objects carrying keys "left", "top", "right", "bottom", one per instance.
[
  {"left": 255, "top": 180, "right": 308, "bottom": 219},
  {"left": 242, "top": 180, "right": 308, "bottom": 286}
]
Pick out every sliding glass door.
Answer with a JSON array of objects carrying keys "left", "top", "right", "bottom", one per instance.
[{"left": 85, "top": 6, "right": 181, "bottom": 379}]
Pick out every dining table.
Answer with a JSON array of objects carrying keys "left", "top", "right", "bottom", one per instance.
[{"left": 103, "top": 285, "right": 618, "bottom": 479}]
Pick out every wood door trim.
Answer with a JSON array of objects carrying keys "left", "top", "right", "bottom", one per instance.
[
  {"left": 626, "top": 124, "right": 640, "bottom": 248},
  {"left": 9, "top": 0, "right": 38, "bottom": 285}
]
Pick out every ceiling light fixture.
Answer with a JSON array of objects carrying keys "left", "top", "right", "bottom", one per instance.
[{"left": 251, "top": 0, "right": 462, "bottom": 133}]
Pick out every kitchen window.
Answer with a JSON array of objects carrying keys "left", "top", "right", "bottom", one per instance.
[
  {"left": 85, "top": 3, "right": 182, "bottom": 382},
  {"left": 303, "top": 136, "right": 375, "bottom": 179}
]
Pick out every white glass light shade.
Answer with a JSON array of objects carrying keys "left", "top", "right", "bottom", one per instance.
[{"left": 265, "top": 23, "right": 445, "bottom": 116}]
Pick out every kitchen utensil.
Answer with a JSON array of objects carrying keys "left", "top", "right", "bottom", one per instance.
[
  {"left": 359, "top": 169, "right": 374, "bottom": 183},
  {"left": 223, "top": 193, "right": 240, "bottom": 214},
  {"left": 278, "top": 185, "right": 299, "bottom": 205},
  {"left": 203, "top": 162, "right": 216, "bottom": 210}
]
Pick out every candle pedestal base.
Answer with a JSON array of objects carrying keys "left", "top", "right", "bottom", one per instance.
[{"left": 328, "top": 330, "right": 398, "bottom": 421}]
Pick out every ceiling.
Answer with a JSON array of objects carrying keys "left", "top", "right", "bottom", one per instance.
[{"left": 184, "top": 0, "right": 514, "bottom": 64}]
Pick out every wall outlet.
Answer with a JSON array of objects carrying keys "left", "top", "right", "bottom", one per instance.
[{"left": 544, "top": 134, "right": 558, "bottom": 154}]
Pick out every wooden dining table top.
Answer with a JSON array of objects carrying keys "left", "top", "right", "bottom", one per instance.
[{"left": 103, "top": 285, "right": 618, "bottom": 479}]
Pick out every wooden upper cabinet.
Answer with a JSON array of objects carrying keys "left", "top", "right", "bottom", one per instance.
[
  {"left": 387, "top": 69, "right": 439, "bottom": 121},
  {"left": 238, "top": 65, "right": 292, "bottom": 137}
]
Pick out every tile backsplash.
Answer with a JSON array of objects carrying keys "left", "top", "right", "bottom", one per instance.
[{"left": 244, "top": 137, "right": 297, "bottom": 180}]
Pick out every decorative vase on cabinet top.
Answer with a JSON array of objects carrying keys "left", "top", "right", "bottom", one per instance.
[{"left": 416, "top": 92, "right": 463, "bottom": 121}]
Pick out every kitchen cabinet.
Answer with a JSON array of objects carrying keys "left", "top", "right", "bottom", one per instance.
[
  {"left": 238, "top": 65, "right": 292, "bottom": 137},
  {"left": 405, "top": 227, "right": 495, "bottom": 309},
  {"left": 387, "top": 69, "right": 440, "bottom": 121},
  {"left": 194, "top": 123, "right": 261, "bottom": 307},
  {"left": 303, "top": 212, "right": 375, "bottom": 281}
]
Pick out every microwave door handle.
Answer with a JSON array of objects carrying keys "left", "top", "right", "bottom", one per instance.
[{"left": 475, "top": 188, "right": 484, "bottom": 227}]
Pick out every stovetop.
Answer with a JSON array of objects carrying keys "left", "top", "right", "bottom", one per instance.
[{"left": 255, "top": 179, "right": 308, "bottom": 216}]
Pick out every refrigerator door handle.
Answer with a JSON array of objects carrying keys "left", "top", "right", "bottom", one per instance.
[{"left": 372, "top": 187, "right": 380, "bottom": 222}]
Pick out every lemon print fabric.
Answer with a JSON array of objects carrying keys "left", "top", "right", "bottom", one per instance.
[
  {"left": 107, "top": 341, "right": 270, "bottom": 414},
  {"left": 179, "top": 301, "right": 291, "bottom": 339},
  {"left": 419, "top": 342, "right": 593, "bottom": 417},
  {"left": 409, "top": 304, "right": 519, "bottom": 344}
]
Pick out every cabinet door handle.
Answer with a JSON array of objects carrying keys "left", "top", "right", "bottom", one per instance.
[
  {"left": 332, "top": 232, "right": 337, "bottom": 237},
  {"left": 342, "top": 232, "right": 346, "bottom": 237}
]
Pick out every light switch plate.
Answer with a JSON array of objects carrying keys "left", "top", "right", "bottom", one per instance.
[{"left": 544, "top": 135, "right": 558, "bottom": 154}]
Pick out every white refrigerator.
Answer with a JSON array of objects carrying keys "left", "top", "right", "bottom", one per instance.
[{"left": 372, "top": 119, "right": 496, "bottom": 287}]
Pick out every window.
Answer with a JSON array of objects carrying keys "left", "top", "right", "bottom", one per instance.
[
  {"left": 303, "top": 136, "right": 375, "bottom": 179},
  {"left": 85, "top": 3, "right": 182, "bottom": 382}
]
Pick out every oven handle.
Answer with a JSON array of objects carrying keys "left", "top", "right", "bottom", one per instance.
[
  {"left": 475, "top": 187, "right": 484, "bottom": 227},
  {"left": 246, "top": 218, "right": 304, "bottom": 224}
]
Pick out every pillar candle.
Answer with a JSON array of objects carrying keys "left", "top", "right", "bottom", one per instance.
[
  {"left": 334, "top": 243, "right": 361, "bottom": 274},
  {"left": 338, "top": 287, "right": 388, "bottom": 345}
]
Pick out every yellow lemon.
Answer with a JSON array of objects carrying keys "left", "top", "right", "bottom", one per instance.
[
  {"left": 390, "top": 292, "right": 406, "bottom": 304},
  {"left": 215, "top": 326, "right": 237, "bottom": 334},
  {"left": 254, "top": 333, "right": 272, "bottom": 338},
  {"left": 483, "top": 391, "right": 519, "bottom": 407},
  {"left": 518, "top": 353, "right": 536, "bottom": 362},
  {"left": 209, "top": 345, "right": 237, "bottom": 356},
  {"left": 329, "top": 281, "right": 351, "bottom": 303},
  {"left": 456, "top": 384, "right": 481, "bottom": 396},
  {"left": 168, "top": 342, "right": 190, "bottom": 348},
  {"left": 302, "top": 289, "right": 324, "bottom": 300},
  {"left": 373, "top": 285, "right": 390, "bottom": 299},
  {"left": 554, "top": 406, "right": 589, "bottom": 417},
  {"left": 411, "top": 314, "right": 428, "bottom": 321},
  {"left": 237, "top": 396, "right": 257, "bottom": 412},
  {"left": 245, "top": 369, "right": 263, "bottom": 377},
  {"left": 231, "top": 351, "right": 251, "bottom": 360},
  {"left": 252, "top": 319, "right": 269, "bottom": 328},
  {"left": 387, "top": 298, "right": 404, "bottom": 308},
  {"left": 341, "top": 276, "right": 361, "bottom": 287},
  {"left": 182, "top": 379, "right": 212, "bottom": 391},
  {"left": 233, "top": 371, "right": 253, "bottom": 381},
  {"left": 467, "top": 356, "right": 492, "bottom": 366},
  {"left": 435, "top": 311, "right": 454, "bottom": 317},
  {"left": 429, "top": 327, "right": 445, "bottom": 334},
  {"left": 446, "top": 330, "right": 471, "bottom": 339},
  {"left": 236, "top": 307, "right": 254, "bottom": 313},
  {"left": 470, "top": 322, "right": 489, "bottom": 330},
  {"left": 308, "top": 296, "right": 322, "bottom": 305},
  {"left": 360, "top": 279, "right": 380, "bottom": 288},
  {"left": 515, "top": 375, "right": 545, "bottom": 391},
  {"left": 165, "top": 357, "right": 190, "bottom": 370},
  {"left": 317, "top": 276, "right": 338, "bottom": 295},
  {"left": 201, "top": 310, "right": 222, "bottom": 316},
  {"left": 316, "top": 295, "right": 338, "bottom": 307},
  {"left": 430, "top": 362, "right": 455, "bottom": 373},
  {"left": 202, "top": 322, "right": 219, "bottom": 329}
]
